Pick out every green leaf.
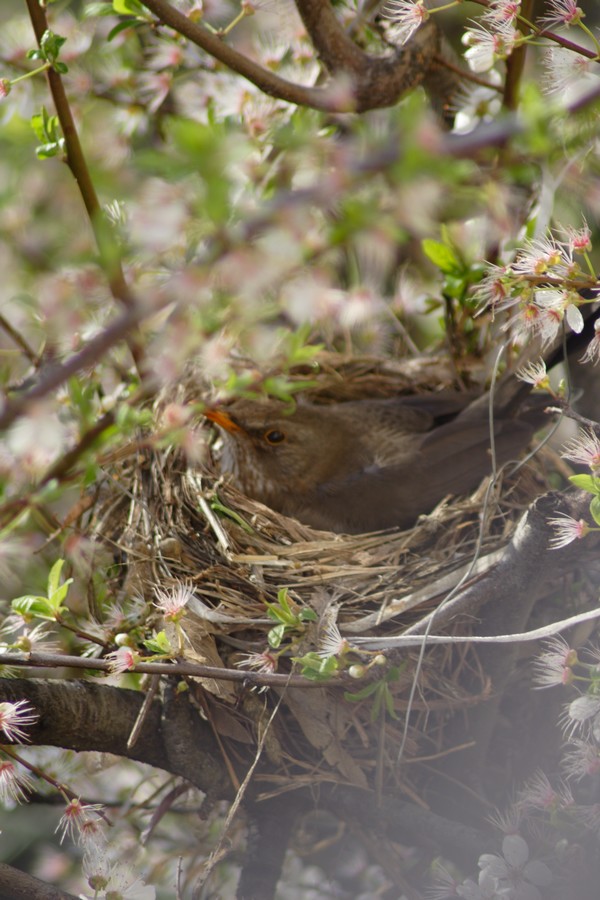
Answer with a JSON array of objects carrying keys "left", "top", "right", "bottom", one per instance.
[
  {"left": 143, "top": 630, "right": 174, "bottom": 655},
  {"left": 422, "top": 238, "right": 461, "bottom": 275},
  {"left": 296, "top": 653, "right": 339, "bottom": 681},
  {"left": 30, "top": 112, "right": 47, "bottom": 142},
  {"left": 36, "top": 142, "right": 63, "bottom": 159},
  {"left": 107, "top": 19, "right": 143, "bottom": 40},
  {"left": 569, "top": 473, "right": 600, "bottom": 495},
  {"left": 112, "top": 0, "right": 147, "bottom": 16},
  {"left": 299, "top": 608, "right": 317, "bottom": 623},
  {"left": 590, "top": 496, "right": 600, "bottom": 526},
  {"left": 210, "top": 501, "right": 253, "bottom": 533},
  {"left": 268, "top": 624, "right": 286, "bottom": 649},
  {"left": 40, "top": 30, "right": 67, "bottom": 64},
  {"left": 47, "top": 559, "right": 65, "bottom": 597},
  {"left": 345, "top": 681, "right": 379, "bottom": 702},
  {"left": 12, "top": 596, "right": 59, "bottom": 620}
]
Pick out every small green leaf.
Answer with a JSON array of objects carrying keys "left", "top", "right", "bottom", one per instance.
[
  {"left": 12, "top": 596, "right": 59, "bottom": 620},
  {"left": 107, "top": 19, "right": 142, "bottom": 40},
  {"left": 296, "top": 653, "right": 339, "bottom": 681},
  {"left": 143, "top": 630, "right": 174, "bottom": 655},
  {"left": 268, "top": 624, "right": 286, "bottom": 649},
  {"left": 569, "top": 473, "right": 600, "bottom": 495},
  {"left": 345, "top": 681, "right": 378, "bottom": 702},
  {"left": 47, "top": 559, "right": 65, "bottom": 597},
  {"left": 40, "top": 30, "right": 67, "bottom": 64},
  {"left": 299, "top": 608, "right": 317, "bottom": 623},
  {"left": 210, "top": 501, "right": 253, "bottom": 533},
  {"left": 422, "top": 238, "right": 461, "bottom": 275},
  {"left": 112, "top": 0, "right": 147, "bottom": 16},
  {"left": 590, "top": 496, "right": 600, "bottom": 526}
]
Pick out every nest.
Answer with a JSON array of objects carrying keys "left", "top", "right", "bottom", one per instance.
[{"left": 91, "top": 353, "right": 551, "bottom": 799}]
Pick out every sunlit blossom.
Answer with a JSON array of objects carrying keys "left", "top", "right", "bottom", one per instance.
[
  {"left": 94, "top": 860, "right": 156, "bottom": 899},
  {"left": 540, "top": 0, "right": 584, "bottom": 28},
  {"left": 543, "top": 45, "right": 599, "bottom": 97},
  {"left": 0, "top": 701, "right": 38, "bottom": 743},
  {"left": 106, "top": 646, "right": 140, "bottom": 674},
  {"left": 237, "top": 650, "right": 278, "bottom": 675},
  {"left": 384, "top": 0, "right": 429, "bottom": 46},
  {"left": 516, "top": 359, "right": 549, "bottom": 390},
  {"left": 483, "top": 0, "right": 521, "bottom": 26},
  {"left": 0, "top": 759, "right": 35, "bottom": 804},
  {"left": 561, "top": 428, "right": 600, "bottom": 471},
  {"left": 564, "top": 694, "right": 600, "bottom": 737},
  {"left": 154, "top": 580, "right": 194, "bottom": 622},
  {"left": 317, "top": 617, "right": 350, "bottom": 659},
  {"left": 547, "top": 513, "right": 590, "bottom": 548},
  {"left": 511, "top": 235, "right": 571, "bottom": 276},
  {"left": 533, "top": 636, "right": 578, "bottom": 687},
  {"left": 462, "top": 21, "right": 518, "bottom": 73},
  {"left": 580, "top": 319, "right": 600, "bottom": 364}
]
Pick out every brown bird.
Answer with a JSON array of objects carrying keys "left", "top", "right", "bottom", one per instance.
[{"left": 204, "top": 384, "right": 548, "bottom": 534}]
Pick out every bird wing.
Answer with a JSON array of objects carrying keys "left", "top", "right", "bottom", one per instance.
[{"left": 311, "top": 419, "right": 535, "bottom": 534}]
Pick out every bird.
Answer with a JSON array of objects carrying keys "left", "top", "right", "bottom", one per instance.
[{"left": 204, "top": 379, "right": 550, "bottom": 534}]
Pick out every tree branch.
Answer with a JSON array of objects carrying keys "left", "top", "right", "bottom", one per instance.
[
  {"left": 0, "top": 863, "right": 80, "bottom": 900},
  {"left": 0, "top": 678, "right": 230, "bottom": 797}
]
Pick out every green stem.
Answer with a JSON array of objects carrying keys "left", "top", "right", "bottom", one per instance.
[{"left": 9, "top": 61, "right": 50, "bottom": 85}]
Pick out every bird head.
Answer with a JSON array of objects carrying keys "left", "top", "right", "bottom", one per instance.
[{"left": 204, "top": 399, "right": 368, "bottom": 508}]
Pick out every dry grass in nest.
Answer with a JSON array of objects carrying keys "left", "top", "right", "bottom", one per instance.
[{"left": 91, "top": 353, "right": 552, "bottom": 798}]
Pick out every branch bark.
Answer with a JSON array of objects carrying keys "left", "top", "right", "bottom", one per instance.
[
  {"left": 0, "top": 863, "right": 79, "bottom": 900},
  {"left": 0, "top": 678, "right": 230, "bottom": 797}
]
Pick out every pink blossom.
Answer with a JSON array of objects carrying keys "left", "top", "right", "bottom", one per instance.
[
  {"left": 384, "top": 0, "right": 429, "bottom": 46},
  {"left": 106, "top": 646, "right": 140, "bottom": 674},
  {"left": 561, "top": 428, "right": 600, "bottom": 471},
  {"left": 516, "top": 359, "right": 549, "bottom": 390},
  {"left": 540, "top": 0, "right": 584, "bottom": 28},
  {"left": 548, "top": 513, "right": 590, "bottom": 548},
  {"left": 154, "top": 580, "right": 193, "bottom": 621},
  {"left": 0, "top": 759, "right": 35, "bottom": 804},
  {"left": 0, "top": 701, "right": 38, "bottom": 742},
  {"left": 56, "top": 798, "right": 106, "bottom": 847},
  {"left": 581, "top": 320, "right": 600, "bottom": 364},
  {"left": 533, "top": 636, "right": 578, "bottom": 687}
]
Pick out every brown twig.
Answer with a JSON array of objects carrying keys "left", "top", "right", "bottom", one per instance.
[
  {"left": 0, "top": 312, "right": 40, "bottom": 366},
  {"left": 0, "top": 302, "right": 156, "bottom": 433},
  {"left": 0, "top": 650, "right": 342, "bottom": 689},
  {"left": 24, "top": 0, "right": 145, "bottom": 375}
]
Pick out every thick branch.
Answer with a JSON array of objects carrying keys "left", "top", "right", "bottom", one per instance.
[
  {"left": 0, "top": 863, "right": 79, "bottom": 900},
  {"left": 295, "top": 0, "right": 451, "bottom": 112},
  {"left": 0, "top": 678, "right": 230, "bottom": 797}
]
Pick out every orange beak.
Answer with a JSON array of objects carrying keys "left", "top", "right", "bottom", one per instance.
[{"left": 204, "top": 407, "right": 243, "bottom": 434}]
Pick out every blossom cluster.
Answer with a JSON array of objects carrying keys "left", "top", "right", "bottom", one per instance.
[{"left": 475, "top": 226, "right": 598, "bottom": 352}]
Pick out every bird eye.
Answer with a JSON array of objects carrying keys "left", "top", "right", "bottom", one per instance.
[{"left": 264, "top": 429, "right": 286, "bottom": 445}]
